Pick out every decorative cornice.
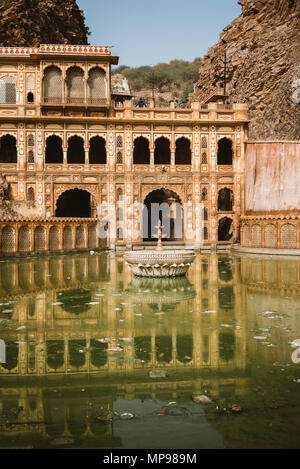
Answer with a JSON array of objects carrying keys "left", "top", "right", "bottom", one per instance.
[{"left": 0, "top": 44, "right": 111, "bottom": 57}]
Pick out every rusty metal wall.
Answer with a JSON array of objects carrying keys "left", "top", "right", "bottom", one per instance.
[{"left": 245, "top": 142, "right": 300, "bottom": 214}]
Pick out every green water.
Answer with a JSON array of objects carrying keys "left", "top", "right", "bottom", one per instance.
[{"left": 0, "top": 251, "right": 300, "bottom": 449}]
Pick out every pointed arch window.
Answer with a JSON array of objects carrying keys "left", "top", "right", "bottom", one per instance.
[
  {"left": 0, "top": 135, "right": 17, "bottom": 163},
  {"left": 66, "top": 67, "right": 85, "bottom": 104},
  {"left": 87, "top": 67, "right": 107, "bottom": 103},
  {"left": 133, "top": 137, "right": 150, "bottom": 164},
  {"left": 43, "top": 66, "right": 62, "bottom": 103}
]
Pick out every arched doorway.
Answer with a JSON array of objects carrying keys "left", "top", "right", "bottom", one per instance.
[
  {"left": 55, "top": 189, "right": 91, "bottom": 218},
  {"left": 217, "top": 138, "right": 233, "bottom": 165},
  {"left": 175, "top": 137, "right": 191, "bottom": 165},
  {"left": 89, "top": 136, "right": 106, "bottom": 164},
  {"left": 45, "top": 135, "right": 63, "bottom": 164},
  {"left": 0, "top": 135, "right": 17, "bottom": 163},
  {"left": 67, "top": 136, "right": 85, "bottom": 164},
  {"left": 154, "top": 137, "right": 170, "bottom": 165},
  {"left": 218, "top": 188, "right": 233, "bottom": 212},
  {"left": 133, "top": 137, "right": 150, "bottom": 164},
  {"left": 218, "top": 217, "right": 233, "bottom": 242},
  {"left": 143, "top": 189, "right": 183, "bottom": 242}
]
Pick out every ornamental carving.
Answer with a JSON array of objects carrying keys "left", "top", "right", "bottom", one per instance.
[
  {"left": 141, "top": 184, "right": 185, "bottom": 204},
  {"left": 53, "top": 183, "right": 99, "bottom": 209}
]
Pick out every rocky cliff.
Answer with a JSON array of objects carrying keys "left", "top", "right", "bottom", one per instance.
[
  {"left": 193, "top": 0, "right": 300, "bottom": 140},
  {"left": 0, "top": 0, "right": 89, "bottom": 47}
]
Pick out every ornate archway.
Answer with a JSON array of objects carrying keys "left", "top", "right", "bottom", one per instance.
[
  {"left": 55, "top": 189, "right": 91, "bottom": 218},
  {"left": 54, "top": 184, "right": 98, "bottom": 218},
  {"left": 143, "top": 188, "right": 183, "bottom": 242}
]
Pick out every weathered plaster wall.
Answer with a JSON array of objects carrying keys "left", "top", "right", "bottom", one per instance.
[{"left": 245, "top": 142, "right": 300, "bottom": 214}]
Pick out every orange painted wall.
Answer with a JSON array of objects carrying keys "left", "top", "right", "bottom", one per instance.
[{"left": 245, "top": 142, "right": 300, "bottom": 214}]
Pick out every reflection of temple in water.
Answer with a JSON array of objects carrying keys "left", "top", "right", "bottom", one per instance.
[
  {"left": 0, "top": 252, "right": 300, "bottom": 447},
  {"left": 0, "top": 253, "right": 250, "bottom": 376},
  {"left": 0, "top": 253, "right": 300, "bottom": 376}
]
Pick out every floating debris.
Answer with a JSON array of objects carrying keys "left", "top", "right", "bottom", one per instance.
[
  {"left": 231, "top": 404, "right": 242, "bottom": 413},
  {"left": 50, "top": 437, "right": 75, "bottom": 446},
  {"left": 253, "top": 336, "right": 267, "bottom": 340},
  {"left": 95, "top": 412, "right": 113, "bottom": 423},
  {"left": 108, "top": 347, "right": 123, "bottom": 352},
  {"left": 192, "top": 394, "right": 213, "bottom": 404},
  {"left": 149, "top": 370, "right": 166, "bottom": 378},
  {"left": 16, "top": 326, "right": 26, "bottom": 331},
  {"left": 290, "top": 339, "right": 300, "bottom": 348},
  {"left": 120, "top": 413, "right": 135, "bottom": 420}
]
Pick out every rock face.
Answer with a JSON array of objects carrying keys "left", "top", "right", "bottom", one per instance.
[
  {"left": 0, "top": 174, "right": 18, "bottom": 218},
  {"left": 0, "top": 0, "right": 89, "bottom": 47},
  {"left": 193, "top": 0, "right": 300, "bottom": 140}
]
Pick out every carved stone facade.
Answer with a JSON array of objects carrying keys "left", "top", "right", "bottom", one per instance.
[
  {"left": 240, "top": 215, "right": 300, "bottom": 250},
  {"left": 0, "top": 45, "right": 249, "bottom": 254}
]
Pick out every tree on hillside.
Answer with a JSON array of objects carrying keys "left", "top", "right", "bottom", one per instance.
[{"left": 112, "top": 57, "right": 202, "bottom": 96}]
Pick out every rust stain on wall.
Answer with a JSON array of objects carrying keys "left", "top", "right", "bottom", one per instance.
[{"left": 245, "top": 142, "right": 300, "bottom": 214}]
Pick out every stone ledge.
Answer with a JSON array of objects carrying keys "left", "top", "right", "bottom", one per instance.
[{"left": 232, "top": 246, "right": 300, "bottom": 256}]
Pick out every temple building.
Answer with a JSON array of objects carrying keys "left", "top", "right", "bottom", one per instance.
[{"left": 0, "top": 44, "right": 250, "bottom": 254}]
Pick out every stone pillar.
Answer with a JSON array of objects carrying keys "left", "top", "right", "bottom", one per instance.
[
  {"left": 150, "top": 149, "right": 155, "bottom": 170},
  {"left": 171, "top": 150, "right": 175, "bottom": 169},
  {"left": 85, "top": 148, "right": 89, "bottom": 169},
  {"left": 63, "top": 149, "right": 67, "bottom": 168}
]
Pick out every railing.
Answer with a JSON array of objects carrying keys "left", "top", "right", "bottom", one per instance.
[
  {"left": 217, "top": 104, "right": 232, "bottom": 110},
  {"left": 133, "top": 97, "right": 191, "bottom": 109},
  {"left": 42, "top": 97, "right": 109, "bottom": 106}
]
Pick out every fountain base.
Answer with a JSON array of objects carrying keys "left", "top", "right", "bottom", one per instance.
[{"left": 124, "top": 249, "right": 196, "bottom": 277}]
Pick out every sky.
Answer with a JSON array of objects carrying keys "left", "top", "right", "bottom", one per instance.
[{"left": 77, "top": 0, "right": 241, "bottom": 68}]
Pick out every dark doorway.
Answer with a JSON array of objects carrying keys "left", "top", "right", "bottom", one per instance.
[
  {"left": 67, "top": 136, "right": 85, "bottom": 164},
  {"left": 55, "top": 189, "right": 91, "bottom": 218},
  {"left": 218, "top": 188, "right": 233, "bottom": 211},
  {"left": 218, "top": 217, "right": 233, "bottom": 241},
  {"left": 89, "top": 136, "right": 106, "bottom": 164},
  {"left": 133, "top": 137, "right": 150, "bottom": 164},
  {"left": 0, "top": 135, "right": 17, "bottom": 163},
  {"left": 175, "top": 137, "right": 191, "bottom": 165},
  {"left": 46, "top": 135, "right": 63, "bottom": 164},
  {"left": 143, "top": 188, "right": 182, "bottom": 241},
  {"left": 154, "top": 137, "right": 170, "bottom": 165},
  {"left": 27, "top": 92, "right": 34, "bottom": 103},
  {"left": 217, "top": 138, "right": 233, "bottom": 165}
]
